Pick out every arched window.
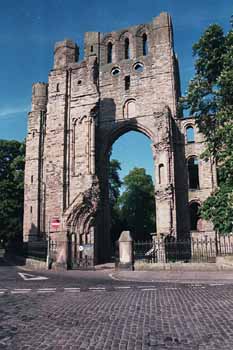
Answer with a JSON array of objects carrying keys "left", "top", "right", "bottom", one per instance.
[
  {"left": 188, "top": 157, "right": 200, "bottom": 189},
  {"left": 123, "top": 99, "right": 136, "bottom": 118},
  {"left": 107, "top": 42, "right": 113, "bottom": 64},
  {"left": 158, "top": 164, "right": 165, "bottom": 185},
  {"left": 56, "top": 83, "right": 60, "bottom": 92},
  {"left": 189, "top": 202, "right": 200, "bottom": 231},
  {"left": 142, "top": 33, "right": 148, "bottom": 56},
  {"left": 186, "top": 126, "right": 195, "bottom": 143},
  {"left": 124, "top": 38, "right": 130, "bottom": 59}
]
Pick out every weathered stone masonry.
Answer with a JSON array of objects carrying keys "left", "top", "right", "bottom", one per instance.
[{"left": 23, "top": 12, "right": 216, "bottom": 265}]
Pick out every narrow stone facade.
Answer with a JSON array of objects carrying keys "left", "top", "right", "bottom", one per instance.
[{"left": 23, "top": 12, "right": 216, "bottom": 266}]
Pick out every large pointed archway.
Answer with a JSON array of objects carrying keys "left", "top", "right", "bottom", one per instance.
[
  {"left": 109, "top": 129, "right": 156, "bottom": 247},
  {"left": 95, "top": 108, "right": 177, "bottom": 262}
]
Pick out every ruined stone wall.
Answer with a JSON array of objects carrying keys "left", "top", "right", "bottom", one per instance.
[{"left": 23, "top": 12, "right": 216, "bottom": 265}]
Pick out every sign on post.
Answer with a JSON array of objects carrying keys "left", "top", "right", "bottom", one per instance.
[{"left": 51, "top": 217, "right": 60, "bottom": 231}]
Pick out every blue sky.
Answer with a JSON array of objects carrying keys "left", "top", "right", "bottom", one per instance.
[{"left": 0, "top": 0, "right": 232, "bottom": 180}]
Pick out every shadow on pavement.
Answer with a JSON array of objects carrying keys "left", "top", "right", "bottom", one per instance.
[{"left": 0, "top": 255, "right": 26, "bottom": 267}]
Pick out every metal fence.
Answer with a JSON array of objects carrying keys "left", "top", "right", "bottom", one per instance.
[
  {"left": 66, "top": 239, "right": 94, "bottom": 270},
  {"left": 134, "top": 235, "right": 233, "bottom": 264},
  {"left": 25, "top": 240, "right": 48, "bottom": 261}
]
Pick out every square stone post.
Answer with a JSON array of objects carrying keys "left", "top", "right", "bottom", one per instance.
[{"left": 118, "top": 231, "right": 134, "bottom": 270}]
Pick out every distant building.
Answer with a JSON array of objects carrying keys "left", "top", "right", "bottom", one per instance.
[{"left": 23, "top": 12, "right": 216, "bottom": 267}]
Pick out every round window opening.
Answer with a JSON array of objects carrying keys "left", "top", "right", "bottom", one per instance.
[
  {"left": 111, "top": 67, "right": 121, "bottom": 77},
  {"left": 134, "top": 62, "right": 144, "bottom": 72}
]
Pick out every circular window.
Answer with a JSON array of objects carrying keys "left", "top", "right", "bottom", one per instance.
[
  {"left": 111, "top": 67, "right": 121, "bottom": 77},
  {"left": 134, "top": 62, "right": 144, "bottom": 72}
]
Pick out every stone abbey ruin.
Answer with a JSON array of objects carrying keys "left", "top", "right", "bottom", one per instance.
[{"left": 23, "top": 12, "right": 216, "bottom": 266}]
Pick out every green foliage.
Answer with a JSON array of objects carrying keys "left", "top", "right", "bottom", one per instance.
[
  {"left": 108, "top": 159, "right": 123, "bottom": 243},
  {"left": 108, "top": 162, "right": 156, "bottom": 242},
  {"left": 108, "top": 159, "right": 122, "bottom": 208},
  {"left": 119, "top": 167, "right": 155, "bottom": 240},
  {"left": 182, "top": 19, "right": 233, "bottom": 234},
  {"left": 201, "top": 184, "right": 233, "bottom": 234},
  {"left": 0, "top": 140, "right": 25, "bottom": 245}
]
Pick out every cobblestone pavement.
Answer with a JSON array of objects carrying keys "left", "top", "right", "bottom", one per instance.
[
  {"left": 1, "top": 260, "right": 233, "bottom": 349},
  {"left": 1, "top": 284, "right": 233, "bottom": 350}
]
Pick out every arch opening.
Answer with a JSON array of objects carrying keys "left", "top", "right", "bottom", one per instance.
[
  {"left": 189, "top": 202, "right": 201, "bottom": 231},
  {"left": 188, "top": 156, "right": 200, "bottom": 189},
  {"left": 107, "top": 42, "right": 113, "bottom": 64},
  {"left": 186, "top": 126, "right": 195, "bottom": 143},
  {"left": 142, "top": 33, "right": 148, "bottom": 56},
  {"left": 124, "top": 38, "right": 130, "bottom": 59},
  {"left": 107, "top": 130, "right": 156, "bottom": 246}
]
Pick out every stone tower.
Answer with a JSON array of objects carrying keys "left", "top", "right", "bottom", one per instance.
[{"left": 23, "top": 13, "right": 216, "bottom": 267}]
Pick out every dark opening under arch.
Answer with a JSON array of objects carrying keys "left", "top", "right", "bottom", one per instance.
[
  {"left": 124, "top": 38, "right": 130, "bottom": 59},
  {"left": 188, "top": 157, "right": 199, "bottom": 189},
  {"left": 189, "top": 202, "right": 200, "bottom": 231},
  {"left": 107, "top": 42, "right": 113, "bottom": 64}
]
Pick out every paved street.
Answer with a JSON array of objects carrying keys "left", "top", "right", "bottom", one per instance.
[{"left": 1, "top": 260, "right": 233, "bottom": 349}]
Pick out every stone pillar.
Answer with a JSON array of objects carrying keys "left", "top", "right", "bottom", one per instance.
[
  {"left": 118, "top": 231, "right": 133, "bottom": 270},
  {"left": 23, "top": 82, "right": 48, "bottom": 242},
  {"left": 152, "top": 107, "right": 177, "bottom": 238}
]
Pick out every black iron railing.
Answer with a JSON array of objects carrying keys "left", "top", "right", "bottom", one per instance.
[{"left": 134, "top": 235, "right": 233, "bottom": 264}]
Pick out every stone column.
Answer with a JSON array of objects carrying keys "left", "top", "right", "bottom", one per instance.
[
  {"left": 152, "top": 107, "right": 177, "bottom": 238},
  {"left": 118, "top": 231, "right": 133, "bottom": 270}
]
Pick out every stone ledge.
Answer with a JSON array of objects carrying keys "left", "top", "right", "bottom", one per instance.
[{"left": 134, "top": 261, "right": 233, "bottom": 271}]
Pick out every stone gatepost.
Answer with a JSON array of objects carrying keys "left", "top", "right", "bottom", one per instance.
[{"left": 118, "top": 231, "right": 134, "bottom": 270}]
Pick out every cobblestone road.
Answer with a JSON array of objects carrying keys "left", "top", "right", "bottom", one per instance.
[{"left": 1, "top": 283, "right": 233, "bottom": 350}]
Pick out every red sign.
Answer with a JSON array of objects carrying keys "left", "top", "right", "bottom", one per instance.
[{"left": 51, "top": 218, "right": 60, "bottom": 230}]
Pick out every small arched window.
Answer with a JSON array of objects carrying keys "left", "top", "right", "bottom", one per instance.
[
  {"left": 124, "top": 38, "right": 130, "bottom": 59},
  {"left": 186, "top": 126, "right": 195, "bottom": 143},
  {"left": 158, "top": 164, "right": 165, "bottom": 185},
  {"left": 188, "top": 157, "right": 200, "bottom": 189},
  {"left": 56, "top": 83, "right": 60, "bottom": 92},
  {"left": 189, "top": 202, "right": 201, "bottom": 231},
  {"left": 142, "top": 33, "right": 148, "bottom": 56},
  {"left": 107, "top": 42, "right": 113, "bottom": 64},
  {"left": 123, "top": 99, "right": 136, "bottom": 118}
]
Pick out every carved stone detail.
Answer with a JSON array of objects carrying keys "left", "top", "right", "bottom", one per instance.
[{"left": 65, "top": 178, "right": 100, "bottom": 240}]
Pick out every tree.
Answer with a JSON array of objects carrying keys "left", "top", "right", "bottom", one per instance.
[
  {"left": 108, "top": 159, "right": 123, "bottom": 244},
  {"left": 108, "top": 159, "right": 122, "bottom": 209},
  {"left": 0, "top": 140, "right": 25, "bottom": 246},
  {"left": 119, "top": 167, "right": 155, "bottom": 240},
  {"left": 182, "top": 20, "right": 233, "bottom": 234}
]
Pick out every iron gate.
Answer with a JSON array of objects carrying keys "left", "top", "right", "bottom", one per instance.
[{"left": 67, "top": 239, "right": 94, "bottom": 270}]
